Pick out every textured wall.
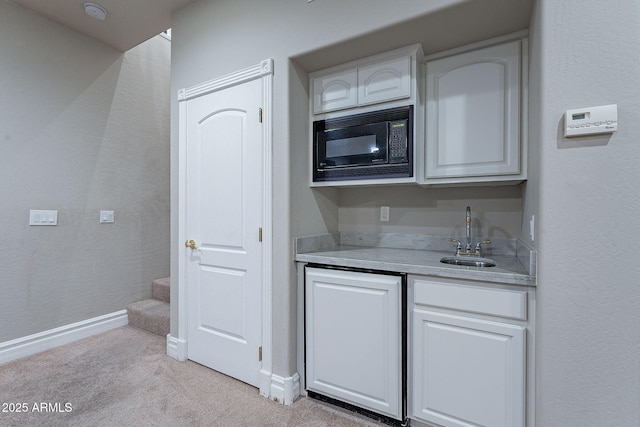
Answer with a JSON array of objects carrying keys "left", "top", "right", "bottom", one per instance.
[
  {"left": 0, "top": 2, "right": 171, "bottom": 342},
  {"left": 532, "top": 0, "right": 640, "bottom": 425},
  {"left": 338, "top": 185, "right": 523, "bottom": 238}
]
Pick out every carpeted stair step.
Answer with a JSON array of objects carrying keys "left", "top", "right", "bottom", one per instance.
[
  {"left": 152, "top": 277, "right": 170, "bottom": 303},
  {"left": 127, "top": 299, "right": 169, "bottom": 337}
]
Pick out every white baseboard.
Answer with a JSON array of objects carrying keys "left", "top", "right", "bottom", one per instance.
[
  {"left": 259, "top": 369, "right": 272, "bottom": 400},
  {"left": 269, "top": 372, "right": 301, "bottom": 406},
  {"left": 166, "top": 334, "right": 187, "bottom": 361},
  {"left": 164, "top": 338, "right": 298, "bottom": 406},
  {"left": 0, "top": 310, "right": 128, "bottom": 365}
]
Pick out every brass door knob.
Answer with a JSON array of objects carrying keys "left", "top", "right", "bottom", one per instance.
[{"left": 185, "top": 239, "right": 197, "bottom": 250}]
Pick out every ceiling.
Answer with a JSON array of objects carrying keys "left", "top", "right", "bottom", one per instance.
[
  {"left": 14, "top": 0, "right": 533, "bottom": 57},
  {"left": 13, "top": 0, "right": 197, "bottom": 51},
  {"left": 294, "top": 0, "right": 534, "bottom": 72}
]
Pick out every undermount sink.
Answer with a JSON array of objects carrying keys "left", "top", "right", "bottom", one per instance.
[{"left": 440, "top": 256, "right": 496, "bottom": 268}]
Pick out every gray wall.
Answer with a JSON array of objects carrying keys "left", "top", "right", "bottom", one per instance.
[
  {"left": 338, "top": 186, "right": 523, "bottom": 239},
  {"left": 0, "top": 2, "right": 171, "bottom": 342},
  {"left": 531, "top": 0, "right": 640, "bottom": 425}
]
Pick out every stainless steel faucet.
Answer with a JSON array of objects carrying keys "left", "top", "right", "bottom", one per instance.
[{"left": 448, "top": 206, "right": 491, "bottom": 257}]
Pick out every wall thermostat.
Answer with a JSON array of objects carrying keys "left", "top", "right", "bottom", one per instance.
[{"left": 564, "top": 104, "right": 617, "bottom": 137}]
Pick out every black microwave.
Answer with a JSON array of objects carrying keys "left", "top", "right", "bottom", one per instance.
[{"left": 313, "top": 105, "right": 413, "bottom": 182}]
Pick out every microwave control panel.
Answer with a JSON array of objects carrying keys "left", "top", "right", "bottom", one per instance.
[
  {"left": 389, "top": 119, "right": 408, "bottom": 163},
  {"left": 564, "top": 104, "right": 618, "bottom": 137}
]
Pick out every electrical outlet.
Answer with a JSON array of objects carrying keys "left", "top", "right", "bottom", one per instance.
[
  {"left": 380, "top": 206, "right": 390, "bottom": 222},
  {"left": 529, "top": 215, "right": 535, "bottom": 242}
]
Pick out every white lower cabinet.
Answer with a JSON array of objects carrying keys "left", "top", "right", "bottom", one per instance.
[
  {"left": 305, "top": 267, "right": 403, "bottom": 420},
  {"left": 410, "top": 277, "right": 528, "bottom": 427}
]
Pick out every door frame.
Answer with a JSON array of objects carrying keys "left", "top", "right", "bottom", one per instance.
[{"left": 170, "top": 59, "right": 273, "bottom": 400}]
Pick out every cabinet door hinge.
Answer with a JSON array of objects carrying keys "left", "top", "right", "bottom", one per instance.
[
  {"left": 258, "top": 346, "right": 263, "bottom": 362},
  {"left": 259, "top": 227, "right": 263, "bottom": 242},
  {"left": 259, "top": 108, "right": 263, "bottom": 123}
]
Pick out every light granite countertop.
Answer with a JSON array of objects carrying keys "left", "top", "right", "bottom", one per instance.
[{"left": 294, "top": 232, "right": 536, "bottom": 287}]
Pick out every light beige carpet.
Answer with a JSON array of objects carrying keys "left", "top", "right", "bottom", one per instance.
[{"left": 0, "top": 326, "right": 382, "bottom": 427}]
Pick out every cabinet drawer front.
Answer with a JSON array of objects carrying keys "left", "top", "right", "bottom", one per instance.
[{"left": 414, "top": 279, "right": 527, "bottom": 320}]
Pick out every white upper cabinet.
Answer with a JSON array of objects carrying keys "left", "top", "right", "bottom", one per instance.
[
  {"left": 422, "top": 39, "right": 527, "bottom": 185},
  {"left": 312, "top": 68, "right": 357, "bottom": 113},
  {"left": 357, "top": 56, "right": 411, "bottom": 107},
  {"left": 311, "top": 45, "right": 420, "bottom": 115}
]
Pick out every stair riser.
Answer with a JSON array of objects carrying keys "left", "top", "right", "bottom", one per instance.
[
  {"left": 152, "top": 278, "right": 170, "bottom": 303},
  {"left": 128, "top": 311, "right": 169, "bottom": 337},
  {"left": 127, "top": 300, "right": 170, "bottom": 337},
  {"left": 127, "top": 277, "right": 171, "bottom": 336}
]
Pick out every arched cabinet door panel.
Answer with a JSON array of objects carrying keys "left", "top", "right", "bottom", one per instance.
[
  {"left": 312, "top": 68, "right": 358, "bottom": 114},
  {"left": 358, "top": 56, "right": 411, "bottom": 107},
  {"left": 424, "top": 40, "right": 524, "bottom": 183}
]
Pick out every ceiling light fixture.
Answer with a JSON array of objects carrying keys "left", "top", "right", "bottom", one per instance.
[{"left": 84, "top": 2, "right": 107, "bottom": 21}]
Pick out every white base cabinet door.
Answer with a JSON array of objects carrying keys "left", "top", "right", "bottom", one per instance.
[
  {"left": 412, "top": 310, "right": 525, "bottom": 427},
  {"left": 305, "top": 267, "right": 403, "bottom": 420}
]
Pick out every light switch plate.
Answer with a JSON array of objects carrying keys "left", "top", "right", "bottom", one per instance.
[
  {"left": 30, "top": 210, "right": 58, "bottom": 226},
  {"left": 100, "top": 210, "right": 115, "bottom": 223}
]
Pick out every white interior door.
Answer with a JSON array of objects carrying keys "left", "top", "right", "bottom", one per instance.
[{"left": 184, "top": 77, "right": 263, "bottom": 387}]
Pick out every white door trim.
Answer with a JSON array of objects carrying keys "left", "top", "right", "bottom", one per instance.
[{"left": 173, "top": 59, "right": 273, "bottom": 400}]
